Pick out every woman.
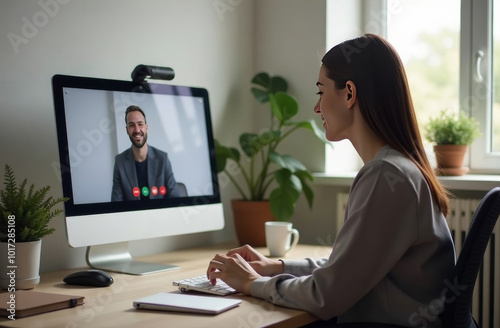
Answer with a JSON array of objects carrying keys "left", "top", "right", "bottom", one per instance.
[{"left": 207, "top": 34, "right": 455, "bottom": 326}]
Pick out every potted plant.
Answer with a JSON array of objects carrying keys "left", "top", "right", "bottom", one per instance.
[
  {"left": 215, "top": 72, "right": 326, "bottom": 246},
  {"left": 0, "top": 164, "right": 68, "bottom": 289},
  {"left": 424, "top": 110, "right": 480, "bottom": 176}
]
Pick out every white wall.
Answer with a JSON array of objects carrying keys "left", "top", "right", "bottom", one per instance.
[
  {"left": 0, "top": 0, "right": 333, "bottom": 273},
  {"left": 0, "top": 0, "right": 254, "bottom": 273},
  {"left": 253, "top": 0, "right": 337, "bottom": 244},
  {"left": 253, "top": 0, "right": 327, "bottom": 173}
]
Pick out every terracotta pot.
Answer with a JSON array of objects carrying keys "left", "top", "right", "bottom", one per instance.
[
  {"left": 231, "top": 200, "right": 276, "bottom": 247},
  {"left": 433, "top": 145, "right": 469, "bottom": 176}
]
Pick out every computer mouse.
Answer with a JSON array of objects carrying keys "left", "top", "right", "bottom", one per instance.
[{"left": 63, "top": 269, "right": 114, "bottom": 287}]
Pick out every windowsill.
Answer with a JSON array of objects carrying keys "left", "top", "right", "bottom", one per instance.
[{"left": 312, "top": 172, "right": 500, "bottom": 191}]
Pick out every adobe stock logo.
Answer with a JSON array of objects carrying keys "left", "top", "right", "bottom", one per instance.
[
  {"left": 408, "top": 277, "right": 468, "bottom": 327},
  {"left": 7, "top": 0, "right": 71, "bottom": 54}
]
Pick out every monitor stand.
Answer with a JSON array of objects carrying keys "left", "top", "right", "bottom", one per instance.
[{"left": 86, "top": 242, "right": 178, "bottom": 275}]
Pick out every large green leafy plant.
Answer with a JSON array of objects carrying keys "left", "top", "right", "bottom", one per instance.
[
  {"left": 425, "top": 110, "right": 480, "bottom": 145},
  {"left": 215, "top": 72, "right": 326, "bottom": 221},
  {"left": 0, "top": 164, "right": 68, "bottom": 242}
]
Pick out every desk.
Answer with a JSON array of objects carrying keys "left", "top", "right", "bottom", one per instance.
[{"left": 0, "top": 243, "right": 331, "bottom": 328}]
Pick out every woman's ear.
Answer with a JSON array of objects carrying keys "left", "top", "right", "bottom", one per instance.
[{"left": 345, "top": 80, "right": 356, "bottom": 108}]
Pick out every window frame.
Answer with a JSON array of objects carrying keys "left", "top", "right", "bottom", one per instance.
[{"left": 465, "top": 0, "right": 500, "bottom": 172}]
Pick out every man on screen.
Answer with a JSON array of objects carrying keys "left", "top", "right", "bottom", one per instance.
[{"left": 111, "top": 105, "right": 180, "bottom": 201}]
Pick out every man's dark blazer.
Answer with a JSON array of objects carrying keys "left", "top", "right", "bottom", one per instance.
[{"left": 111, "top": 146, "right": 180, "bottom": 201}]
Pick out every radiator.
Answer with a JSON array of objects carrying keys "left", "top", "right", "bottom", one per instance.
[{"left": 336, "top": 193, "right": 500, "bottom": 327}]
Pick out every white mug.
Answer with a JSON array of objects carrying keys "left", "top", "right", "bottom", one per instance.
[{"left": 265, "top": 221, "right": 299, "bottom": 257}]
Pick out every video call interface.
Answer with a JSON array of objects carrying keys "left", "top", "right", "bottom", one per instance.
[{"left": 58, "top": 82, "right": 216, "bottom": 207}]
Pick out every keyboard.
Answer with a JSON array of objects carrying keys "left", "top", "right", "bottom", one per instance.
[{"left": 173, "top": 275, "right": 237, "bottom": 296}]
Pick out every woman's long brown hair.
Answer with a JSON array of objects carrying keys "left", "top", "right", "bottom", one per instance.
[{"left": 322, "top": 34, "right": 449, "bottom": 216}]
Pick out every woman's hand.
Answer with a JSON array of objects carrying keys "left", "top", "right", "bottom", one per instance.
[
  {"left": 207, "top": 252, "right": 260, "bottom": 295},
  {"left": 206, "top": 245, "right": 285, "bottom": 295},
  {"left": 226, "top": 244, "right": 284, "bottom": 277}
]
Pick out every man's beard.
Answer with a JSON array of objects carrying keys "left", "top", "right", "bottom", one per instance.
[{"left": 129, "top": 132, "right": 147, "bottom": 148}]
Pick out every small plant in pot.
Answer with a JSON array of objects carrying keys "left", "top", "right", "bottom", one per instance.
[
  {"left": 215, "top": 72, "right": 326, "bottom": 246},
  {"left": 424, "top": 110, "right": 480, "bottom": 176},
  {"left": 0, "top": 164, "right": 68, "bottom": 289}
]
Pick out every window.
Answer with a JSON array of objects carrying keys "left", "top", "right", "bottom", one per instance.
[
  {"left": 326, "top": 0, "right": 500, "bottom": 173},
  {"left": 388, "top": 0, "right": 499, "bottom": 172},
  {"left": 387, "top": 0, "right": 460, "bottom": 147},
  {"left": 492, "top": 0, "right": 500, "bottom": 152},
  {"left": 465, "top": 0, "right": 500, "bottom": 171}
]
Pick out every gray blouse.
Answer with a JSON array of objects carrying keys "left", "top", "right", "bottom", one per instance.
[{"left": 250, "top": 145, "right": 455, "bottom": 327}]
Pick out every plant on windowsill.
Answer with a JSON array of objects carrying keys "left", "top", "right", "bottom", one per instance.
[
  {"left": 215, "top": 72, "right": 326, "bottom": 246},
  {"left": 424, "top": 110, "right": 481, "bottom": 176},
  {"left": 0, "top": 164, "right": 68, "bottom": 289}
]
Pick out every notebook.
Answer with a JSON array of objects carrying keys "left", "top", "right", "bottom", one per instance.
[
  {"left": 133, "top": 292, "right": 242, "bottom": 314},
  {"left": 0, "top": 290, "right": 84, "bottom": 318}
]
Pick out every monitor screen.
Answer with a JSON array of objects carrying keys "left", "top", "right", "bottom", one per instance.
[{"left": 52, "top": 74, "right": 224, "bottom": 274}]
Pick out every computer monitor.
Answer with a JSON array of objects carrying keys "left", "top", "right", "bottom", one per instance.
[{"left": 52, "top": 74, "right": 224, "bottom": 275}]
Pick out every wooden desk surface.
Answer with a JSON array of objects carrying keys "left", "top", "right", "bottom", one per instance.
[{"left": 0, "top": 243, "right": 332, "bottom": 328}]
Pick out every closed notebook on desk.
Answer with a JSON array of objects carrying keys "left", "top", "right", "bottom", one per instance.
[
  {"left": 134, "top": 292, "right": 241, "bottom": 314},
  {"left": 0, "top": 290, "right": 84, "bottom": 318}
]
